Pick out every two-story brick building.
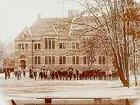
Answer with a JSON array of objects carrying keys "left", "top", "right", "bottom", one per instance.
[{"left": 14, "top": 11, "right": 113, "bottom": 70}]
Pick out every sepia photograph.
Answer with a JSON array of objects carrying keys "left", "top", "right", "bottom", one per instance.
[{"left": 0, "top": 0, "right": 140, "bottom": 105}]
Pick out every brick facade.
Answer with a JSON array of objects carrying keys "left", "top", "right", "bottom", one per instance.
[{"left": 14, "top": 14, "right": 113, "bottom": 70}]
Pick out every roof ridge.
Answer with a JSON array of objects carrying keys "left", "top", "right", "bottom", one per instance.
[{"left": 41, "top": 17, "right": 69, "bottom": 19}]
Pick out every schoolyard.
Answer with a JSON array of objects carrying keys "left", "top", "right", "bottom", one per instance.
[{"left": 0, "top": 73, "right": 140, "bottom": 105}]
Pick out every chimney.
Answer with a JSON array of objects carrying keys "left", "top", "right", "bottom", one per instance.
[{"left": 38, "top": 14, "right": 41, "bottom": 20}]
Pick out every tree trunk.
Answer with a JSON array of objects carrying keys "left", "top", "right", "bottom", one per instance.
[
  {"left": 133, "top": 40, "right": 138, "bottom": 86},
  {"left": 117, "top": 67, "right": 129, "bottom": 87}
]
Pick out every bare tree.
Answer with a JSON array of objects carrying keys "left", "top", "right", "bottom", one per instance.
[
  {"left": 80, "top": 32, "right": 112, "bottom": 68},
  {"left": 70, "top": 0, "right": 140, "bottom": 87},
  {"left": 0, "top": 41, "right": 14, "bottom": 69},
  {"left": 0, "top": 41, "right": 5, "bottom": 67}
]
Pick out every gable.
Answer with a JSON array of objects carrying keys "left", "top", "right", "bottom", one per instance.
[{"left": 14, "top": 27, "right": 32, "bottom": 42}]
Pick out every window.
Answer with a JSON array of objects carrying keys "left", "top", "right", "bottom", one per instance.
[
  {"left": 45, "top": 56, "right": 55, "bottom": 65},
  {"left": 52, "top": 39, "right": 55, "bottom": 49},
  {"left": 59, "top": 56, "right": 62, "bottom": 64},
  {"left": 49, "top": 56, "right": 51, "bottom": 64},
  {"left": 83, "top": 56, "right": 87, "bottom": 64},
  {"left": 52, "top": 56, "right": 55, "bottom": 64},
  {"left": 34, "top": 43, "right": 37, "bottom": 49},
  {"left": 35, "top": 56, "right": 41, "bottom": 64},
  {"left": 63, "top": 43, "right": 66, "bottom": 49},
  {"left": 59, "top": 43, "right": 66, "bottom": 49},
  {"left": 72, "top": 56, "right": 75, "bottom": 64},
  {"left": 45, "top": 38, "right": 48, "bottom": 49},
  {"left": 76, "top": 43, "right": 79, "bottom": 49},
  {"left": 72, "top": 42, "right": 75, "bottom": 49},
  {"left": 45, "top": 38, "right": 55, "bottom": 49},
  {"left": 63, "top": 56, "right": 66, "bottom": 64},
  {"left": 72, "top": 42, "right": 79, "bottom": 49},
  {"left": 38, "top": 56, "right": 41, "bottom": 64},
  {"left": 25, "top": 43, "right": 28, "bottom": 49},
  {"left": 99, "top": 56, "right": 102, "bottom": 64},
  {"left": 76, "top": 56, "right": 79, "bottom": 64},
  {"left": 38, "top": 43, "right": 41, "bottom": 49},
  {"left": 22, "top": 44, "right": 24, "bottom": 49},
  {"left": 99, "top": 56, "right": 106, "bottom": 64},
  {"left": 48, "top": 38, "right": 51, "bottom": 49},
  {"left": 103, "top": 56, "right": 105, "bottom": 64},
  {"left": 18, "top": 44, "right": 21, "bottom": 50},
  {"left": 45, "top": 56, "right": 48, "bottom": 64},
  {"left": 35, "top": 56, "right": 37, "bottom": 64},
  {"left": 59, "top": 43, "right": 63, "bottom": 49},
  {"left": 72, "top": 56, "right": 79, "bottom": 64},
  {"left": 59, "top": 56, "right": 66, "bottom": 64},
  {"left": 34, "top": 43, "right": 41, "bottom": 50}
]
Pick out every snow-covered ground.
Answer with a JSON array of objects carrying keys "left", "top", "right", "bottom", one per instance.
[
  {"left": 0, "top": 75, "right": 9, "bottom": 105},
  {"left": 0, "top": 73, "right": 140, "bottom": 105}
]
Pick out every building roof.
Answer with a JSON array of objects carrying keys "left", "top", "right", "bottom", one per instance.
[
  {"left": 14, "top": 14, "right": 102, "bottom": 41},
  {"left": 14, "top": 27, "right": 33, "bottom": 41},
  {"left": 15, "top": 17, "right": 73, "bottom": 41}
]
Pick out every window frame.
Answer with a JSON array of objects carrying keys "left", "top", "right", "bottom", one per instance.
[
  {"left": 38, "top": 43, "right": 41, "bottom": 49},
  {"left": 59, "top": 56, "right": 63, "bottom": 64}
]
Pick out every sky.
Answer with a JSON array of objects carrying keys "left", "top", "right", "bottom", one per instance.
[
  {"left": 0, "top": 0, "right": 79, "bottom": 42},
  {"left": 0, "top": 0, "right": 140, "bottom": 42}
]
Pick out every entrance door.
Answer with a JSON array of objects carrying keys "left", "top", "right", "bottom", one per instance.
[{"left": 21, "top": 60, "right": 26, "bottom": 69}]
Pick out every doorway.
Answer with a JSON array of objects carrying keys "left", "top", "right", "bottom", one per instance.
[{"left": 20, "top": 60, "right": 26, "bottom": 69}]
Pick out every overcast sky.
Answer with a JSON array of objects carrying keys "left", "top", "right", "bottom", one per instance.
[
  {"left": 0, "top": 0, "right": 78, "bottom": 42},
  {"left": 0, "top": 0, "right": 140, "bottom": 42}
]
